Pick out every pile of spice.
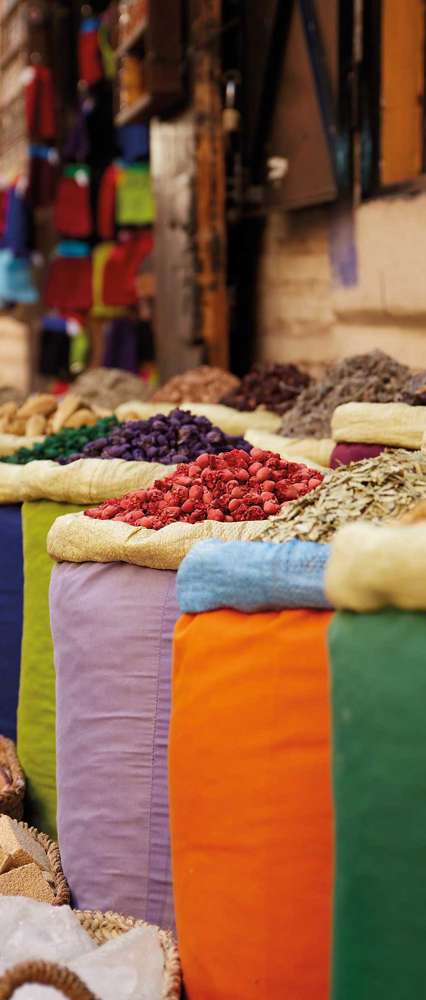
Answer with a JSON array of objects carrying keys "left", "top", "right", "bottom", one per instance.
[
  {"left": 221, "top": 362, "right": 311, "bottom": 415},
  {"left": 86, "top": 447, "right": 323, "bottom": 529},
  {"left": 0, "top": 393, "right": 105, "bottom": 439},
  {"left": 0, "top": 386, "right": 22, "bottom": 406},
  {"left": 401, "top": 371, "right": 426, "bottom": 406},
  {"left": 60, "top": 408, "right": 251, "bottom": 465},
  {"left": 253, "top": 450, "right": 426, "bottom": 544},
  {"left": 72, "top": 367, "right": 152, "bottom": 411},
  {"left": 1, "top": 416, "right": 118, "bottom": 464},
  {"left": 152, "top": 366, "right": 240, "bottom": 404},
  {"left": 280, "top": 350, "right": 412, "bottom": 438}
]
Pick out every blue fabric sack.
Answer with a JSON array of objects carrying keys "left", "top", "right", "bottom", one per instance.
[
  {"left": 56, "top": 240, "right": 90, "bottom": 258},
  {"left": 0, "top": 505, "right": 23, "bottom": 740},
  {"left": 42, "top": 314, "right": 67, "bottom": 334},
  {"left": 0, "top": 251, "right": 38, "bottom": 304},
  {"left": 177, "top": 538, "right": 332, "bottom": 614},
  {"left": 117, "top": 125, "right": 150, "bottom": 163},
  {"left": 4, "top": 187, "right": 31, "bottom": 257}
]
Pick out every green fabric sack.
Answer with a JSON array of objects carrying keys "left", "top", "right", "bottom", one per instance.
[
  {"left": 116, "top": 164, "right": 154, "bottom": 226},
  {"left": 329, "top": 609, "right": 426, "bottom": 1000},
  {"left": 17, "top": 501, "right": 86, "bottom": 838}
]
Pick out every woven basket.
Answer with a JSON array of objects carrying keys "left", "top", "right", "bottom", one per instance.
[
  {"left": 0, "top": 909, "right": 181, "bottom": 1000},
  {"left": 1, "top": 821, "right": 70, "bottom": 906},
  {"left": 0, "top": 738, "right": 25, "bottom": 821}
]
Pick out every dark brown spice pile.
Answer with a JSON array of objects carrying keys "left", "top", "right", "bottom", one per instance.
[
  {"left": 220, "top": 362, "right": 311, "bottom": 415},
  {"left": 279, "top": 350, "right": 412, "bottom": 438},
  {"left": 400, "top": 371, "right": 426, "bottom": 406}
]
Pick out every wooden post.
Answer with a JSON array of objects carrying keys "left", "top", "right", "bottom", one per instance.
[{"left": 191, "top": 0, "right": 228, "bottom": 368}]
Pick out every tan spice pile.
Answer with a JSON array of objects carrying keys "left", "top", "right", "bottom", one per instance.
[
  {"left": 280, "top": 350, "right": 412, "bottom": 438},
  {"left": 152, "top": 366, "right": 240, "bottom": 404},
  {"left": 252, "top": 450, "right": 426, "bottom": 543},
  {"left": 72, "top": 367, "right": 152, "bottom": 411},
  {"left": 0, "top": 386, "right": 22, "bottom": 406}
]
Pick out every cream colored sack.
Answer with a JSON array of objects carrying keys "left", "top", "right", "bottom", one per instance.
[
  {"left": 325, "top": 520, "right": 426, "bottom": 611},
  {"left": 332, "top": 401, "right": 426, "bottom": 448},
  {"left": 0, "top": 433, "right": 45, "bottom": 457},
  {"left": 245, "top": 429, "right": 333, "bottom": 469},
  {"left": 0, "top": 458, "right": 174, "bottom": 505},
  {"left": 47, "top": 510, "right": 277, "bottom": 571},
  {"left": 115, "top": 400, "right": 281, "bottom": 435}
]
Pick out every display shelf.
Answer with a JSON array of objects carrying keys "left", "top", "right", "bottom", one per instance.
[
  {"left": 115, "top": 2, "right": 183, "bottom": 126},
  {"left": 0, "top": 39, "right": 22, "bottom": 69},
  {"left": 0, "top": 0, "right": 22, "bottom": 22},
  {"left": 115, "top": 92, "right": 151, "bottom": 126},
  {"left": 116, "top": 17, "right": 147, "bottom": 60}
]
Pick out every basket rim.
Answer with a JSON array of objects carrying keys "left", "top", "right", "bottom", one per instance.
[
  {"left": 75, "top": 909, "right": 181, "bottom": 1000},
  {"left": 13, "top": 821, "right": 70, "bottom": 907}
]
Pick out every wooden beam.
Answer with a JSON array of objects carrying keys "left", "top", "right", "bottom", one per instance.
[
  {"left": 381, "top": 0, "right": 424, "bottom": 186},
  {"left": 191, "top": 0, "right": 228, "bottom": 368}
]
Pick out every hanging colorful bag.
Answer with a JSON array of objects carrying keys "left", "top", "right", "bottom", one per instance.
[{"left": 54, "top": 165, "right": 92, "bottom": 239}]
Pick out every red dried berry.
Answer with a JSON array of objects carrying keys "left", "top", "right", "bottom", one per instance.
[
  {"left": 84, "top": 446, "right": 322, "bottom": 530},
  {"left": 263, "top": 500, "right": 280, "bottom": 515},
  {"left": 140, "top": 516, "right": 156, "bottom": 529},
  {"left": 207, "top": 508, "right": 225, "bottom": 521},
  {"left": 235, "top": 468, "right": 249, "bottom": 482},
  {"left": 256, "top": 468, "right": 271, "bottom": 482},
  {"left": 189, "top": 485, "right": 203, "bottom": 500},
  {"left": 181, "top": 499, "right": 195, "bottom": 514}
]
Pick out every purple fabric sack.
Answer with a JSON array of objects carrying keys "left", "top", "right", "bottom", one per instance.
[
  {"left": 49, "top": 561, "right": 179, "bottom": 930},
  {"left": 330, "top": 442, "right": 386, "bottom": 468}
]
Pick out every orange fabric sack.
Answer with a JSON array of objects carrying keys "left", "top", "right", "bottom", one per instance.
[{"left": 169, "top": 608, "right": 334, "bottom": 1000}]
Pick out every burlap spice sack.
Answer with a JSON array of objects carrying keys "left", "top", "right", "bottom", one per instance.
[
  {"left": 170, "top": 608, "right": 334, "bottom": 1000},
  {"left": 47, "top": 448, "right": 324, "bottom": 569},
  {"left": 332, "top": 401, "right": 426, "bottom": 449},
  {"left": 325, "top": 520, "right": 426, "bottom": 611},
  {"left": 47, "top": 510, "right": 275, "bottom": 571},
  {"left": 246, "top": 429, "right": 333, "bottom": 469},
  {"left": 0, "top": 433, "right": 45, "bottom": 458},
  {"left": 116, "top": 400, "right": 281, "bottom": 435},
  {"left": 0, "top": 457, "right": 173, "bottom": 505},
  {"left": 152, "top": 365, "right": 240, "bottom": 404}
]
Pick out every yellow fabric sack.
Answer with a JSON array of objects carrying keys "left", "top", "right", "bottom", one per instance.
[
  {"left": 0, "top": 433, "right": 45, "bottom": 457},
  {"left": 115, "top": 400, "right": 281, "bottom": 435},
  {"left": 0, "top": 458, "right": 174, "bottom": 505},
  {"left": 47, "top": 511, "right": 277, "bottom": 570},
  {"left": 325, "top": 520, "right": 426, "bottom": 611},
  {"left": 332, "top": 402, "right": 426, "bottom": 448},
  {"left": 245, "top": 429, "right": 333, "bottom": 469}
]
